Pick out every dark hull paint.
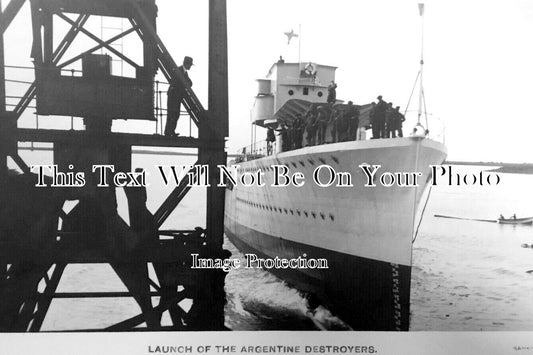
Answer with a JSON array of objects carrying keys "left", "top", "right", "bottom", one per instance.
[{"left": 225, "top": 221, "right": 411, "bottom": 331}]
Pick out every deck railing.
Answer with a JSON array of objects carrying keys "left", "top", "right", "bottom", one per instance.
[{"left": 235, "top": 140, "right": 276, "bottom": 162}]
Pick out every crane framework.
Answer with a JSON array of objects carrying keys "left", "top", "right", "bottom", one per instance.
[{"left": 0, "top": 0, "right": 229, "bottom": 331}]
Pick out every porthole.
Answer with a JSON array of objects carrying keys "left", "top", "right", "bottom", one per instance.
[
  {"left": 318, "top": 91, "right": 323, "bottom": 97},
  {"left": 288, "top": 90, "right": 294, "bottom": 96}
]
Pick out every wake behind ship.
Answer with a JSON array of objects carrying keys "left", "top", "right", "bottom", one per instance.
[{"left": 224, "top": 61, "right": 447, "bottom": 330}]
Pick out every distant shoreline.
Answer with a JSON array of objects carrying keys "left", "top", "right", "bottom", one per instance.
[{"left": 445, "top": 161, "right": 533, "bottom": 175}]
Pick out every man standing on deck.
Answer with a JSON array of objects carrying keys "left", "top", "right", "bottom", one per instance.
[
  {"left": 330, "top": 108, "right": 340, "bottom": 142},
  {"left": 327, "top": 81, "right": 337, "bottom": 105},
  {"left": 369, "top": 102, "right": 376, "bottom": 139},
  {"left": 276, "top": 120, "right": 291, "bottom": 152},
  {"left": 316, "top": 106, "right": 329, "bottom": 145},
  {"left": 346, "top": 101, "right": 360, "bottom": 140},
  {"left": 305, "top": 107, "right": 318, "bottom": 146},
  {"left": 164, "top": 56, "right": 193, "bottom": 137},
  {"left": 373, "top": 95, "right": 387, "bottom": 138},
  {"left": 336, "top": 108, "right": 348, "bottom": 142},
  {"left": 266, "top": 127, "right": 275, "bottom": 155},
  {"left": 385, "top": 102, "right": 394, "bottom": 138},
  {"left": 392, "top": 106, "right": 405, "bottom": 138},
  {"left": 293, "top": 113, "right": 304, "bottom": 149}
]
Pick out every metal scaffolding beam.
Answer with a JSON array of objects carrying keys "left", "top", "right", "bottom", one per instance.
[
  {"left": 0, "top": 0, "right": 26, "bottom": 35},
  {"left": 0, "top": 0, "right": 230, "bottom": 332}
]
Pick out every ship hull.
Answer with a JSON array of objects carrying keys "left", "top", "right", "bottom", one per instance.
[
  {"left": 225, "top": 218, "right": 411, "bottom": 330},
  {"left": 224, "top": 137, "right": 447, "bottom": 330}
]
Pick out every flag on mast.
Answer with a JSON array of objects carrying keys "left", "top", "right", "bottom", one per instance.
[
  {"left": 284, "top": 29, "right": 299, "bottom": 45},
  {"left": 418, "top": 3, "right": 425, "bottom": 16}
]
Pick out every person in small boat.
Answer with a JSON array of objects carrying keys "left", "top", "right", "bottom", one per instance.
[
  {"left": 499, "top": 214, "right": 505, "bottom": 220},
  {"left": 512, "top": 214, "right": 517, "bottom": 219}
]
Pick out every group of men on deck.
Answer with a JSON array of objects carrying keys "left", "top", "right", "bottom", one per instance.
[
  {"left": 268, "top": 95, "right": 406, "bottom": 153},
  {"left": 268, "top": 101, "right": 361, "bottom": 153},
  {"left": 370, "top": 95, "right": 406, "bottom": 139}
]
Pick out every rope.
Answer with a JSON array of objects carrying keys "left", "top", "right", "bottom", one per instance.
[
  {"left": 403, "top": 70, "right": 420, "bottom": 119},
  {"left": 422, "top": 87, "right": 429, "bottom": 132},
  {"left": 412, "top": 184, "right": 432, "bottom": 244}
]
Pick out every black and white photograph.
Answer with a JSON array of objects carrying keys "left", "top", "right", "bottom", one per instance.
[{"left": 0, "top": 0, "right": 532, "bottom": 354}]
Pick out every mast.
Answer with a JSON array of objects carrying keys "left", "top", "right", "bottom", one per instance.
[
  {"left": 417, "top": 3, "right": 424, "bottom": 124},
  {"left": 404, "top": 3, "right": 428, "bottom": 134},
  {"left": 417, "top": 3, "right": 428, "bottom": 129},
  {"left": 298, "top": 24, "right": 302, "bottom": 65}
]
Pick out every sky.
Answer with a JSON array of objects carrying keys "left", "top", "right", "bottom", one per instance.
[
  {"left": 157, "top": 0, "right": 533, "bottom": 163},
  {"left": 4, "top": 0, "right": 533, "bottom": 163}
]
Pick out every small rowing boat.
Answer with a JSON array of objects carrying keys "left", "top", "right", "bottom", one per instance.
[
  {"left": 497, "top": 216, "right": 533, "bottom": 225},
  {"left": 434, "top": 214, "right": 533, "bottom": 225}
]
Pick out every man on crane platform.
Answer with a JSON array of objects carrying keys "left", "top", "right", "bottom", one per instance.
[{"left": 165, "top": 56, "right": 193, "bottom": 137}]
